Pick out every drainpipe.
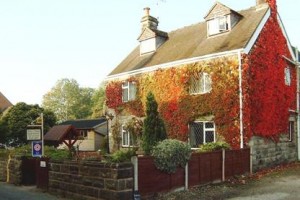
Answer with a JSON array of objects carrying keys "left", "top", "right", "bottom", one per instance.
[
  {"left": 296, "top": 47, "right": 300, "bottom": 161},
  {"left": 238, "top": 51, "right": 244, "bottom": 149}
]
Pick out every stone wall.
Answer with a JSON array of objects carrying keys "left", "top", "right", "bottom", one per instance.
[
  {"left": 0, "top": 156, "right": 22, "bottom": 185},
  {"left": 249, "top": 135, "right": 298, "bottom": 171},
  {"left": 8, "top": 156, "right": 22, "bottom": 185},
  {"left": 48, "top": 160, "right": 133, "bottom": 200},
  {"left": 0, "top": 157, "right": 7, "bottom": 182}
]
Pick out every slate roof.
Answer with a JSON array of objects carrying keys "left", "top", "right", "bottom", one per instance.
[
  {"left": 109, "top": 5, "right": 269, "bottom": 76},
  {"left": 0, "top": 92, "right": 12, "bottom": 112},
  {"left": 60, "top": 118, "right": 106, "bottom": 130},
  {"left": 44, "top": 125, "right": 78, "bottom": 142}
]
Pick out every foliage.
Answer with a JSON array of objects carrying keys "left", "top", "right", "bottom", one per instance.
[
  {"left": 111, "top": 117, "right": 122, "bottom": 150},
  {"left": 105, "top": 79, "right": 144, "bottom": 117},
  {"left": 106, "top": 56, "right": 241, "bottom": 148},
  {"left": 106, "top": 148, "right": 136, "bottom": 163},
  {"left": 152, "top": 139, "right": 192, "bottom": 174},
  {"left": 44, "top": 146, "right": 70, "bottom": 161},
  {"left": 0, "top": 103, "right": 56, "bottom": 147},
  {"left": 91, "top": 84, "right": 106, "bottom": 118},
  {"left": 124, "top": 117, "right": 143, "bottom": 146},
  {"left": 42, "top": 78, "right": 95, "bottom": 122},
  {"left": 242, "top": 2, "right": 296, "bottom": 140},
  {"left": 2, "top": 145, "right": 70, "bottom": 160},
  {"left": 142, "top": 92, "right": 167, "bottom": 155},
  {"left": 197, "top": 141, "right": 231, "bottom": 153},
  {"left": 0, "top": 149, "right": 9, "bottom": 159}
]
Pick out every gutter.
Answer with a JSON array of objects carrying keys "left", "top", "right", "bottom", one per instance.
[
  {"left": 105, "top": 49, "right": 243, "bottom": 81},
  {"left": 238, "top": 50, "right": 244, "bottom": 149}
]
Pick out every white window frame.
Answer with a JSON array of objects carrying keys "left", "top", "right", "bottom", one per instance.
[
  {"left": 122, "top": 81, "right": 137, "bottom": 102},
  {"left": 208, "top": 15, "right": 229, "bottom": 36},
  {"left": 189, "top": 72, "right": 212, "bottom": 95},
  {"left": 121, "top": 125, "right": 134, "bottom": 147},
  {"left": 284, "top": 67, "right": 291, "bottom": 86},
  {"left": 189, "top": 121, "right": 216, "bottom": 148}
]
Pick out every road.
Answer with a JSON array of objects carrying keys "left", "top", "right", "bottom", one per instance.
[{"left": 0, "top": 182, "right": 65, "bottom": 200}]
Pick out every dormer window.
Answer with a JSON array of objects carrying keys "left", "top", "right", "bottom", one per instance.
[
  {"left": 208, "top": 15, "right": 229, "bottom": 36},
  {"left": 204, "top": 2, "right": 242, "bottom": 37}
]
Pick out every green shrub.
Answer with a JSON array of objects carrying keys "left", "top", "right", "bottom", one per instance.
[
  {"left": 142, "top": 92, "right": 167, "bottom": 155},
  {"left": 44, "top": 146, "right": 70, "bottom": 161},
  {"left": 197, "top": 141, "right": 230, "bottom": 153},
  {"left": 0, "top": 149, "right": 9, "bottom": 159},
  {"left": 152, "top": 139, "right": 192, "bottom": 174},
  {"left": 7, "top": 145, "right": 70, "bottom": 160},
  {"left": 107, "top": 148, "right": 136, "bottom": 163}
]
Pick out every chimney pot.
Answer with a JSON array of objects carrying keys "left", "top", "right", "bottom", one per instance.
[
  {"left": 144, "top": 7, "right": 150, "bottom": 16},
  {"left": 256, "top": 0, "right": 266, "bottom": 5}
]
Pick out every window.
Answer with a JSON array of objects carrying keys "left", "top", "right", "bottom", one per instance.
[
  {"left": 79, "top": 130, "right": 88, "bottom": 139},
  {"left": 122, "top": 81, "right": 137, "bottom": 102},
  {"left": 289, "top": 121, "right": 294, "bottom": 141},
  {"left": 121, "top": 125, "right": 135, "bottom": 147},
  {"left": 189, "top": 73, "right": 212, "bottom": 94},
  {"left": 189, "top": 121, "right": 216, "bottom": 148},
  {"left": 208, "top": 16, "right": 229, "bottom": 35},
  {"left": 284, "top": 67, "right": 291, "bottom": 86}
]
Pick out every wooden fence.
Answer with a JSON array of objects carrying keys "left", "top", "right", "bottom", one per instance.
[{"left": 135, "top": 148, "right": 250, "bottom": 196}]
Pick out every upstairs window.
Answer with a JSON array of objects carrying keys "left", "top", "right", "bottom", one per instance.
[
  {"left": 189, "top": 73, "right": 212, "bottom": 94},
  {"left": 208, "top": 16, "right": 229, "bottom": 35},
  {"left": 189, "top": 121, "right": 216, "bottom": 148},
  {"left": 122, "top": 81, "right": 137, "bottom": 102},
  {"left": 284, "top": 67, "right": 291, "bottom": 86}
]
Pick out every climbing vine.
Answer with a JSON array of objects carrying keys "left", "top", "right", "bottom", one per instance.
[
  {"left": 242, "top": 1, "right": 296, "bottom": 140},
  {"left": 106, "top": 56, "right": 242, "bottom": 148}
]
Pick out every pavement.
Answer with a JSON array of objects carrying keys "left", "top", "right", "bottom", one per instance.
[{"left": 0, "top": 182, "right": 66, "bottom": 200}]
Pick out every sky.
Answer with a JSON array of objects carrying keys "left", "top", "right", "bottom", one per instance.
[{"left": 0, "top": 0, "right": 299, "bottom": 105}]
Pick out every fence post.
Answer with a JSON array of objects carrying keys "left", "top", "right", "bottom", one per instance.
[
  {"left": 131, "top": 156, "right": 141, "bottom": 200},
  {"left": 185, "top": 162, "right": 189, "bottom": 190},
  {"left": 222, "top": 149, "right": 225, "bottom": 181}
]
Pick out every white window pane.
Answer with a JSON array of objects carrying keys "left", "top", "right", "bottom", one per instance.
[
  {"left": 122, "top": 88, "right": 129, "bottom": 102},
  {"left": 208, "top": 19, "right": 219, "bottom": 35},
  {"left": 129, "top": 82, "right": 136, "bottom": 100}
]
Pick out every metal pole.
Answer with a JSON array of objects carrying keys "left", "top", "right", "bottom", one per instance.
[
  {"left": 41, "top": 113, "right": 44, "bottom": 157},
  {"left": 107, "top": 118, "right": 110, "bottom": 154}
]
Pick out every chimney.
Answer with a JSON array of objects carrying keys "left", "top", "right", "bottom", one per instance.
[
  {"left": 141, "top": 7, "right": 159, "bottom": 31},
  {"left": 256, "top": 0, "right": 266, "bottom": 5}
]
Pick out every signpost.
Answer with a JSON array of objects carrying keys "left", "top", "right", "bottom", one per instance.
[
  {"left": 27, "top": 113, "right": 44, "bottom": 157},
  {"left": 32, "top": 141, "right": 43, "bottom": 157},
  {"left": 26, "top": 129, "right": 41, "bottom": 141}
]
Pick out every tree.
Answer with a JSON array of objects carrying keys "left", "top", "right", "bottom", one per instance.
[
  {"left": 0, "top": 102, "right": 56, "bottom": 147},
  {"left": 142, "top": 92, "right": 167, "bottom": 155},
  {"left": 91, "top": 85, "right": 105, "bottom": 118},
  {"left": 42, "top": 78, "right": 95, "bottom": 122}
]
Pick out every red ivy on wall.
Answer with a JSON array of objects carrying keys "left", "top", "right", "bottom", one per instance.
[
  {"left": 106, "top": 56, "right": 242, "bottom": 148},
  {"left": 242, "top": 4, "right": 296, "bottom": 140}
]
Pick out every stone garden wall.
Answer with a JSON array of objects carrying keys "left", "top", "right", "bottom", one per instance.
[
  {"left": 48, "top": 160, "right": 133, "bottom": 200},
  {"left": 0, "top": 156, "right": 22, "bottom": 185},
  {"left": 249, "top": 135, "right": 298, "bottom": 171},
  {"left": 0, "top": 157, "right": 7, "bottom": 182}
]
